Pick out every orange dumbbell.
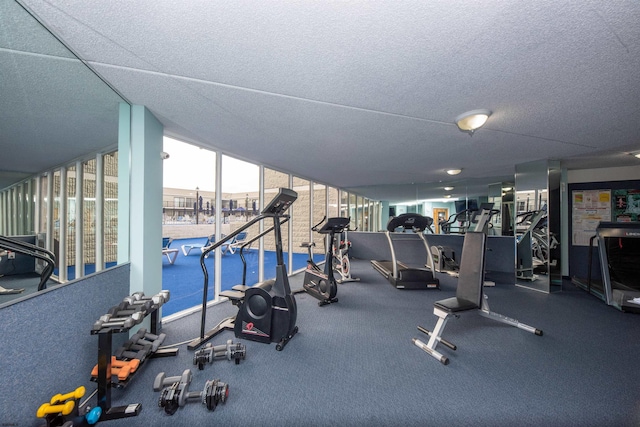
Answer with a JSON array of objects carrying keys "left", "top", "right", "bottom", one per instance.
[{"left": 91, "top": 357, "right": 140, "bottom": 381}]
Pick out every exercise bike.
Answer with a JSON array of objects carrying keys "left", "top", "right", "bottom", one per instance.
[
  {"left": 332, "top": 225, "right": 360, "bottom": 284},
  {"left": 301, "top": 216, "right": 350, "bottom": 306}
]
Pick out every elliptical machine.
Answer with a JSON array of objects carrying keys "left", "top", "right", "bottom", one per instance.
[{"left": 301, "top": 216, "right": 351, "bottom": 306}]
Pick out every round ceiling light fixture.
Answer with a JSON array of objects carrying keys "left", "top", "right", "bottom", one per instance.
[
  {"left": 444, "top": 186, "right": 454, "bottom": 191},
  {"left": 446, "top": 169, "right": 462, "bottom": 175},
  {"left": 455, "top": 109, "right": 492, "bottom": 136}
]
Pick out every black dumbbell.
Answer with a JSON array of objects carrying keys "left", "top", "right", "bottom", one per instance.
[{"left": 115, "top": 342, "right": 152, "bottom": 361}]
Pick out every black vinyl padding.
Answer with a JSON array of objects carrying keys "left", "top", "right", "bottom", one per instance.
[{"left": 435, "top": 232, "right": 486, "bottom": 312}]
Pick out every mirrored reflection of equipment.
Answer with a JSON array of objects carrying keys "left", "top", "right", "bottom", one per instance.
[
  {"left": 438, "top": 203, "right": 496, "bottom": 235},
  {"left": 584, "top": 222, "right": 640, "bottom": 313},
  {"left": 515, "top": 210, "right": 547, "bottom": 281},
  {"left": 431, "top": 206, "right": 498, "bottom": 276},
  {"left": 301, "top": 216, "right": 351, "bottom": 306},
  {"left": 371, "top": 213, "right": 440, "bottom": 290},
  {"left": 188, "top": 188, "right": 298, "bottom": 351}
]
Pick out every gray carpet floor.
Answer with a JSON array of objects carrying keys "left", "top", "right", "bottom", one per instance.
[{"left": 98, "top": 260, "right": 640, "bottom": 427}]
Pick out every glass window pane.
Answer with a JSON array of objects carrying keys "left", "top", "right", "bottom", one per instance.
[
  {"left": 264, "top": 168, "right": 290, "bottom": 278},
  {"left": 312, "top": 183, "right": 326, "bottom": 262},
  {"left": 52, "top": 170, "right": 61, "bottom": 278},
  {"left": 104, "top": 151, "right": 118, "bottom": 268},
  {"left": 327, "top": 186, "right": 339, "bottom": 218},
  {"left": 83, "top": 158, "right": 97, "bottom": 274},
  {"left": 66, "top": 165, "right": 76, "bottom": 279},
  {"left": 291, "top": 177, "right": 310, "bottom": 272},
  {"left": 221, "top": 155, "right": 259, "bottom": 293},
  {"left": 161, "top": 138, "right": 216, "bottom": 314}
]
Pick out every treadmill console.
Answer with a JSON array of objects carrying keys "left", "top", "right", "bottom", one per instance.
[{"left": 387, "top": 213, "right": 433, "bottom": 233}]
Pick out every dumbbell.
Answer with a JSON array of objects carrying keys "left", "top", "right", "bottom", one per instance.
[
  {"left": 133, "top": 327, "right": 166, "bottom": 352},
  {"left": 92, "top": 311, "right": 144, "bottom": 331},
  {"left": 193, "top": 340, "right": 246, "bottom": 370},
  {"left": 127, "top": 290, "right": 170, "bottom": 306},
  {"left": 36, "top": 400, "right": 76, "bottom": 418},
  {"left": 107, "top": 301, "right": 151, "bottom": 317},
  {"left": 91, "top": 357, "right": 140, "bottom": 381},
  {"left": 154, "top": 369, "right": 229, "bottom": 415},
  {"left": 115, "top": 340, "right": 152, "bottom": 362},
  {"left": 50, "top": 386, "right": 85, "bottom": 405}
]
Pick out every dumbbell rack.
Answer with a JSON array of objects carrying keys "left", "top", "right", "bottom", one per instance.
[{"left": 91, "top": 303, "right": 176, "bottom": 421}]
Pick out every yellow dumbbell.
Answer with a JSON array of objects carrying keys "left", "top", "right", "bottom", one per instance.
[
  {"left": 36, "top": 400, "right": 75, "bottom": 418},
  {"left": 50, "top": 385, "right": 85, "bottom": 405}
]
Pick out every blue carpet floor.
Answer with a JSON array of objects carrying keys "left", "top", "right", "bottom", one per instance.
[{"left": 162, "top": 237, "right": 310, "bottom": 316}]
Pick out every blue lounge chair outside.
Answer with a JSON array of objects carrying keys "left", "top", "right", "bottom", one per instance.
[
  {"left": 227, "top": 231, "right": 250, "bottom": 254},
  {"left": 162, "top": 237, "right": 179, "bottom": 264},
  {"left": 181, "top": 234, "right": 215, "bottom": 256}
]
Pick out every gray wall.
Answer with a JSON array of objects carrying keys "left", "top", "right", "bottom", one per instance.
[
  {"left": 0, "top": 264, "right": 130, "bottom": 426},
  {"left": 349, "top": 231, "right": 515, "bottom": 275}
]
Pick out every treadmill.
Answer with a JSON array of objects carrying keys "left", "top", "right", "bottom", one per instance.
[
  {"left": 590, "top": 222, "right": 640, "bottom": 313},
  {"left": 371, "top": 213, "right": 440, "bottom": 290}
]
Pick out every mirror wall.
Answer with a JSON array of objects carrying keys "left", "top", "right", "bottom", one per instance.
[
  {"left": 488, "top": 182, "right": 515, "bottom": 236},
  {"left": 0, "top": 1, "right": 129, "bottom": 306},
  {"left": 514, "top": 160, "right": 562, "bottom": 293}
]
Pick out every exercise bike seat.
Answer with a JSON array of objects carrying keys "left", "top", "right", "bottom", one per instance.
[{"left": 300, "top": 242, "right": 315, "bottom": 248}]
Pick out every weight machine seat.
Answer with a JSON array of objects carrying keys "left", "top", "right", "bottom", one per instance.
[
  {"left": 434, "top": 297, "right": 478, "bottom": 313},
  {"left": 413, "top": 232, "right": 542, "bottom": 365}
]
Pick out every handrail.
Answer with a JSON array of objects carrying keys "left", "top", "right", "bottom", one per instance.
[
  {"left": 238, "top": 217, "right": 290, "bottom": 287},
  {"left": 0, "top": 235, "right": 56, "bottom": 291}
]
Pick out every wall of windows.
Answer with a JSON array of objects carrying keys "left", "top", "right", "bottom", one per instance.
[
  {"left": 0, "top": 149, "right": 119, "bottom": 286},
  {"left": 0, "top": 136, "right": 380, "bottom": 313}
]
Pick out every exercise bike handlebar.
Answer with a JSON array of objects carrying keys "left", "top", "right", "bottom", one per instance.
[
  {"left": 311, "top": 216, "right": 327, "bottom": 232},
  {"left": 239, "top": 217, "right": 290, "bottom": 287}
]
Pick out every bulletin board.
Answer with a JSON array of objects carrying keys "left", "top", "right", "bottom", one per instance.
[{"left": 571, "top": 189, "right": 611, "bottom": 246}]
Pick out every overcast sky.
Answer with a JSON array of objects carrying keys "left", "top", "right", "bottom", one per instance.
[{"left": 163, "top": 137, "right": 258, "bottom": 193}]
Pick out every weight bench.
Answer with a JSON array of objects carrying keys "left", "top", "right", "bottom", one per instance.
[{"left": 413, "top": 231, "right": 542, "bottom": 365}]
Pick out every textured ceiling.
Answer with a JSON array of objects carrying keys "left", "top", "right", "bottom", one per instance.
[{"left": 1, "top": 0, "right": 639, "bottom": 202}]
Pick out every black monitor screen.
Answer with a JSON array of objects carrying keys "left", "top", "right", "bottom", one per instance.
[{"left": 455, "top": 199, "right": 478, "bottom": 213}]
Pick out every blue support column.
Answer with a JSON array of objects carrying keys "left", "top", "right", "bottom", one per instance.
[{"left": 120, "top": 104, "right": 164, "bottom": 307}]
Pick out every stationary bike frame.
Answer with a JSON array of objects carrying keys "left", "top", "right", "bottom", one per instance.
[
  {"left": 331, "top": 226, "right": 360, "bottom": 284},
  {"left": 302, "top": 216, "right": 350, "bottom": 306}
]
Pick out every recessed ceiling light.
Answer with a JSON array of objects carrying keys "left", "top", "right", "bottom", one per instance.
[
  {"left": 502, "top": 187, "right": 512, "bottom": 191},
  {"left": 634, "top": 152, "right": 640, "bottom": 159},
  {"left": 455, "top": 109, "right": 492, "bottom": 135},
  {"left": 444, "top": 186, "right": 454, "bottom": 191},
  {"left": 444, "top": 194, "right": 452, "bottom": 198},
  {"left": 446, "top": 169, "right": 462, "bottom": 175}
]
